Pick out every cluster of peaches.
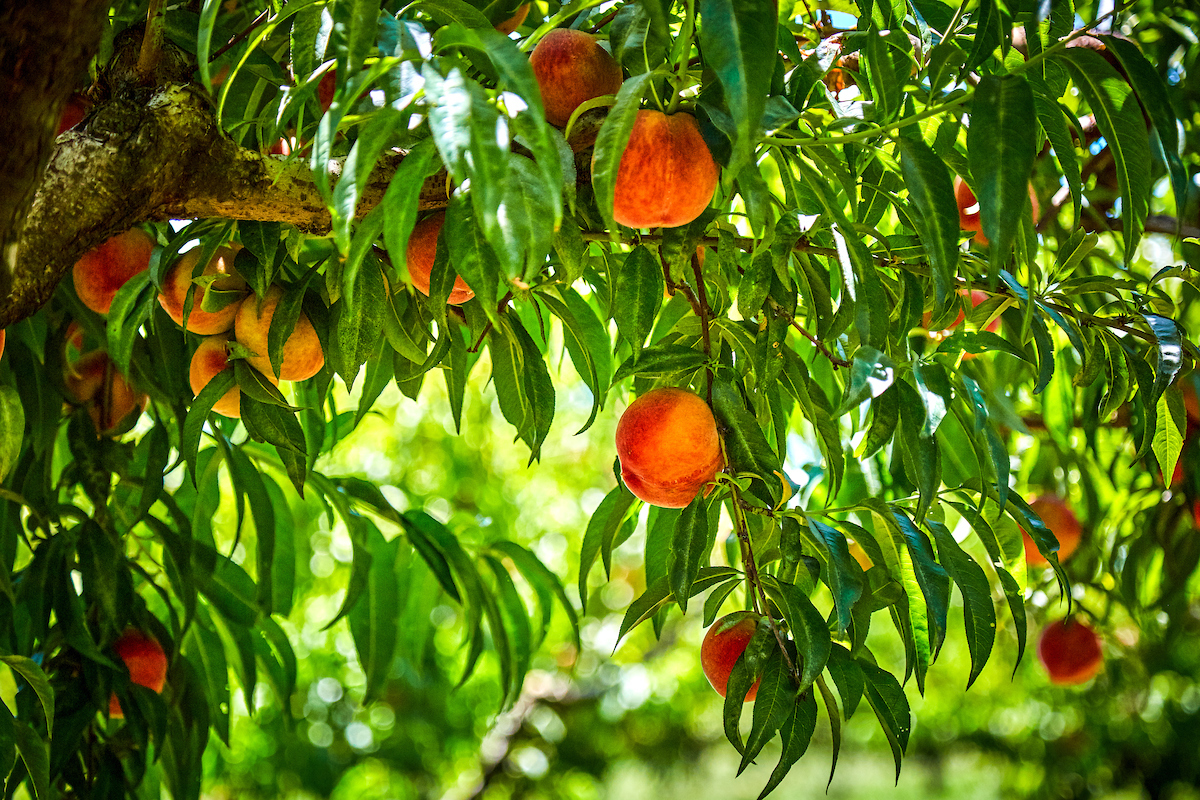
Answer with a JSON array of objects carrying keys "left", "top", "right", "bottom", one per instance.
[{"left": 66, "top": 227, "right": 324, "bottom": 433}]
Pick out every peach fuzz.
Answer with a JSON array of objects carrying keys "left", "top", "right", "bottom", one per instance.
[
  {"left": 64, "top": 351, "right": 147, "bottom": 435},
  {"left": 1037, "top": 618, "right": 1103, "bottom": 686},
  {"left": 234, "top": 285, "right": 324, "bottom": 382},
  {"left": 606, "top": 110, "right": 719, "bottom": 229},
  {"left": 954, "top": 178, "right": 1040, "bottom": 248},
  {"left": 530, "top": 29, "right": 623, "bottom": 127},
  {"left": 406, "top": 212, "right": 475, "bottom": 305},
  {"left": 72, "top": 228, "right": 156, "bottom": 315},
  {"left": 109, "top": 629, "right": 168, "bottom": 719},
  {"left": 701, "top": 612, "right": 762, "bottom": 702},
  {"left": 1021, "top": 494, "right": 1082, "bottom": 567},
  {"left": 159, "top": 246, "right": 248, "bottom": 335},
  {"left": 615, "top": 386, "right": 723, "bottom": 508},
  {"left": 189, "top": 334, "right": 277, "bottom": 419}
]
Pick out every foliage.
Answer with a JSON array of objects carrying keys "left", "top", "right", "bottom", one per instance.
[{"left": 1, "top": 0, "right": 1199, "bottom": 798}]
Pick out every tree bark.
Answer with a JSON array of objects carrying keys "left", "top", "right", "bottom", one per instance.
[{"left": 0, "top": 0, "right": 107, "bottom": 303}]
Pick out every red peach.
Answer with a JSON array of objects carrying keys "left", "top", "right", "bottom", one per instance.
[
  {"left": 701, "top": 611, "right": 763, "bottom": 702},
  {"left": 954, "top": 178, "right": 1040, "bottom": 248},
  {"left": 158, "top": 246, "right": 248, "bottom": 335},
  {"left": 1037, "top": 618, "right": 1102, "bottom": 686},
  {"left": 64, "top": 351, "right": 147, "bottom": 436},
  {"left": 406, "top": 212, "right": 475, "bottom": 305},
  {"left": 530, "top": 29, "right": 623, "bottom": 128},
  {"left": 234, "top": 286, "right": 325, "bottom": 381},
  {"left": 615, "top": 387, "right": 723, "bottom": 508},
  {"left": 72, "top": 229, "right": 156, "bottom": 315},
  {"left": 1021, "top": 495, "right": 1082, "bottom": 567},
  {"left": 109, "top": 629, "right": 168, "bottom": 719},
  {"left": 606, "top": 110, "right": 719, "bottom": 229}
]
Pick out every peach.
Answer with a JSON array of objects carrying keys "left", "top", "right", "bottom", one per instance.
[
  {"left": 64, "top": 351, "right": 147, "bottom": 436},
  {"left": 615, "top": 386, "right": 723, "bottom": 508},
  {"left": 318, "top": 69, "right": 336, "bottom": 113},
  {"left": 701, "top": 611, "right": 763, "bottom": 702},
  {"left": 605, "top": 110, "right": 719, "bottom": 229},
  {"left": 72, "top": 228, "right": 156, "bottom": 315},
  {"left": 1037, "top": 618, "right": 1102, "bottom": 686},
  {"left": 234, "top": 285, "right": 324, "bottom": 381},
  {"left": 1021, "top": 495, "right": 1082, "bottom": 567},
  {"left": 158, "top": 246, "right": 248, "bottom": 334},
  {"left": 0, "top": 329, "right": 5, "bottom": 361},
  {"left": 530, "top": 29, "right": 623, "bottom": 127},
  {"left": 189, "top": 334, "right": 277, "bottom": 419},
  {"left": 109, "top": 628, "right": 168, "bottom": 719},
  {"left": 495, "top": 3, "right": 530, "bottom": 35},
  {"left": 406, "top": 211, "right": 475, "bottom": 304},
  {"left": 57, "top": 93, "right": 90, "bottom": 135},
  {"left": 954, "top": 177, "right": 1040, "bottom": 248}
]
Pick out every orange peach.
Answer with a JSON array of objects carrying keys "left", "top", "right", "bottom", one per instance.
[
  {"left": 954, "top": 178, "right": 1040, "bottom": 248},
  {"left": 1021, "top": 495, "right": 1082, "bottom": 567},
  {"left": 72, "top": 229, "right": 155, "bottom": 315},
  {"left": 495, "top": 3, "right": 530, "bottom": 34},
  {"left": 64, "top": 351, "right": 147, "bottom": 435},
  {"left": 615, "top": 387, "right": 723, "bottom": 508},
  {"left": 1037, "top": 618, "right": 1102, "bottom": 686},
  {"left": 234, "top": 286, "right": 324, "bottom": 381},
  {"left": 406, "top": 212, "right": 475, "bottom": 304},
  {"left": 530, "top": 28, "right": 623, "bottom": 127},
  {"left": 701, "top": 612, "right": 762, "bottom": 702},
  {"left": 189, "top": 334, "right": 277, "bottom": 418},
  {"left": 109, "top": 629, "right": 168, "bottom": 719},
  {"left": 158, "top": 246, "right": 248, "bottom": 335},
  {"left": 606, "top": 110, "right": 719, "bottom": 229}
]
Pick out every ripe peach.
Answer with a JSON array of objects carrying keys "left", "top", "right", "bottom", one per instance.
[
  {"left": 57, "top": 93, "right": 91, "bottom": 134},
  {"left": 0, "top": 329, "right": 5, "bottom": 361},
  {"left": 1037, "top": 618, "right": 1102, "bottom": 686},
  {"left": 72, "top": 228, "right": 156, "bottom": 315},
  {"left": 64, "top": 351, "right": 147, "bottom": 436},
  {"left": 495, "top": 3, "right": 530, "bottom": 34},
  {"left": 530, "top": 28, "right": 623, "bottom": 127},
  {"left": 189, "top": 334, "right": 277, "bottom": 418},
  {"left": 605, "top": 110, "right": 719, "bottom": 229},
  {"left": 109, "top": 628, "right": 168, "bottom": 719},
  {"left": 615, "top": 386, "right": 723, "bottom": 508},
  {"left": 158, "top": 246, "right": 248, "bottom": 335},
  {"left": 1021, "top": 495, "right": 1082, "bottom": 567},
  {"left": 954, "top": 178, "right": 1040, "bottom": 248},
  {"left": 701, "top": 611, "right": 763, "bottom": 701},
  {"left": 406, "top": 212, "right": 475, "bottom": 305},
  {"left": 234, "top": 285, "right": 324, "bottom": 381}
]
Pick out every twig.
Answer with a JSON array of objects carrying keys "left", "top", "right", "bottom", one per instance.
[
  {"left": 691, "top": 249, "right": 715, "bottom": 404},
  {"left": 467, "top": 292, "right": 513, "bottom": 353},
  {"left": 209, "top": 6, "right": 272, "bottom": 63},
  {"left": 587, "top": 8, "right": 620, "bottom": 33},
  {"left": 770, "top": 298, "right": 852, "bottom": 369},
  {"left": 136, "top": 0, "right": 167, "bottom": 82}
]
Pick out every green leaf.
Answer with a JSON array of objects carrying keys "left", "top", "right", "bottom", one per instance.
[
  {"left": 382, "top": 139, "right": 438, "bottom": 273},
  {"left": 899, "top": 139, "right": 958, "bottom": 312},
  {"left": 1054, "top": 47, "right": 1153, "bottom": 263},
  {"left": 612, "top": 343, "right": 707, "bottom": 385},
  {"left": 349, "top": 524, "right": 400, "bottom": 703},
  {"left": 11, "top": 719, "right": 49, "bottom": 800},
  {"left": 0, "top": 386, "right": 25, "bottom": 485},
  {"left": 445, "top": 198, "right": 501, "bottom": 322},
  {"left": 668, "top": 494, "right": 712, "bottom": 613},
  {"left": 723, "top": 621, "right": 775, "bottom": 751},
  {"left": 767, "top": 578, "right": 832, "bottom": 693},
  {"left": 891, "top": 511, "right": 950, "bottom": 664},
  {"left": 1030, "top": 78, "right": 1082, "bottom": 228},
  {"left": 967, "top": 75, "right": 1038, "bottom": 262},
  {"left": 757, "top": 691, "right": 817, "bottom": 799},
  {"left": 815, "top": 675, "right": 842, "bottom": 788},
  {"left": 490, "top": 540, "right": 581, "bottom": 650},
  {"left": 739, "top": 645, "right": 793, "bottom": 775},
  {"left": 612, "top": 245, "right": 664, "bottom": 352},
  {"left": 332, "top": 253, "right": 388, "bottom": 389},
  {"left": 184, "top": 618, "right": 230, "bottom": 746},
  {"left": 591, "top": 73, "right": 654, "bottom": 228},
  {"left": 698, "top": 0, "right": 776, "bottom": 175},
  {"left": 927, "top": 519, "right": 996, "bottom": 689},
  {"left": 578, "top": 486, "right": 638, "bottom": 610},
  {"left": 1154, "top": 388, "right": 1186, "bottom": 487},
  {"left": 823, "top": 642, "right": 864, "bottom": 718},
  {"left": 712, "top": 381, "right": 783, "bottom": 504},
  {"left": 860, "top": 657, "right": 912, "bottom": 782},
  {"left": 0, "top": 656, "right": 54, "bottom": 738},
  {"left": 806, "top": 518, "right": 865, "bottom": 635}
]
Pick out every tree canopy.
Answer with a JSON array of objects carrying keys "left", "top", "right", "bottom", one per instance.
[{"left": 1, "top": 0, "right": 1199, "bottom": 798}]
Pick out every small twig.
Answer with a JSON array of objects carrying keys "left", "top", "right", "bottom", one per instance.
[
  {"left": 136, "top": 0, "right": 167, "bottom": 82},
  {"left": 770, "top": 299, "right": 852, "bottom": 369},
  {"left": 587, "top": 8, "right": 620, "bottom": 33},
  {"left": 209, "top": 7, "right": 272, "bottom": 63},
  {"left": 467, "top": 292, "right": 513, "bottom": 353}
]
